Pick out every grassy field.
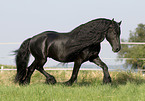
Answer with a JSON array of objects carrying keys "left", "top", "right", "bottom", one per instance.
[{"left": 0, "top": 68, "right": 145, "bottom": 101}]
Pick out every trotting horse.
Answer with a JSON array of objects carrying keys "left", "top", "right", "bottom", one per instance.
[{"left": 15, "top": 18, "right": 122, "bottom": 85}]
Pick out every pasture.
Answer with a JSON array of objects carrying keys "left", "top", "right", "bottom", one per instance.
[{"left": 0, "top": 68, "right": 145, "bottom": 101}]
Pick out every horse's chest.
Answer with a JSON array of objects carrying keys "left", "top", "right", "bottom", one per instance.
[{"left": 79, "top": 46, "right": 100, "bottom": 61}]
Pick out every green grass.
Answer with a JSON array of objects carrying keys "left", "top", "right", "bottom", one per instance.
[
  {"left": 0, "top": 69, "right": 145, "bottom": 101},
  {"left": 1, "top": 83, "right": 145, "bottom": 101}
]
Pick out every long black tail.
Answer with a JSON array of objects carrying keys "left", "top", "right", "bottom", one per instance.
[{"left": 15, "top": 38, "right": 31, "bottom": 84}]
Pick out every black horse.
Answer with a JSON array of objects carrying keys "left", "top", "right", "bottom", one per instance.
[{"left": 15, "top": 18, "right": 122, "bottom": 85}]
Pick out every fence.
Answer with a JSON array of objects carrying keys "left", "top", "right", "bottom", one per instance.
[
  {"left": 0, "top": 42, "right": 145, "bottom": 71},
  {"left": 1, "top": 66, "right": 145, "bottom": 72}
]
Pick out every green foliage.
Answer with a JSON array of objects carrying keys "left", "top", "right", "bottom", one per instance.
[
  {"left": 118, "top": 23, "right": 145, "bottom": 69},
  {"left": 129, "top": 24, "right": 145, "bottom": 42}
]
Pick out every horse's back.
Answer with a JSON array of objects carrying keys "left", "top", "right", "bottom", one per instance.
[
  {"left": 29, "top": 31, "right": 60, "bottom": 59},
  {"left": 29, "top": 31, "right": 70, "bottom": 60}
]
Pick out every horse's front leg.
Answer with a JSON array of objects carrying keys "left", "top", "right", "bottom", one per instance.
[
  {"left": 91, "top": 57, "right": 111, "bottom": 83},
  {"left": 64, "top": 59, "right": 82, "bottom": 86}
]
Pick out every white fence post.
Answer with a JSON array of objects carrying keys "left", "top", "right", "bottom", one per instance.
[{"left": 1, "top": 66, "right": 4, "bottom": 73}]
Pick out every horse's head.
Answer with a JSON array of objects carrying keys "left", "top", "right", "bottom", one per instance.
[{"left": 106, "top": 19, "right": 122, "bottom": 52}]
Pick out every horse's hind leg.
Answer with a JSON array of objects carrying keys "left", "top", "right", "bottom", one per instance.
[
  {"left": 36, "top": 58, "right": 57, "bottom": 84},
  {"left": 22, "top": 60, "right": 37, "bottom": 85}
]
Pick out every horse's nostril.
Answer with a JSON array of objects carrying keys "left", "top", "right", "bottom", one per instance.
[
  {"left": 113, "top": 47, "right": 120, "bottom": 52},
  {"left": 116, "top": 47, "right": 120, "bottom": 52}
]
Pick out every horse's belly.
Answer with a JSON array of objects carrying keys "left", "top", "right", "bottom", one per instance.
[
  {"left": 48, "top": 52, "right": 74, "bottom": 62},
  {"left": 47, "top": 45, "right": 74, "bottom": 62}
]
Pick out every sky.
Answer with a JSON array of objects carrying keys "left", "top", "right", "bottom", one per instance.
[{"left": 0, "top": 0, "right": 145, "bottom": 67}]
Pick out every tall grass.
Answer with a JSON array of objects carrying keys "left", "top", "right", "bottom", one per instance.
[{"left": 0, "top": 70, "right": 145, "bottom": 101}]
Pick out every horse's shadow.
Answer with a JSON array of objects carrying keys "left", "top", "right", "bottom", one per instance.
[{"left": 57, "top": 72, "right": 145, "bottom": 87}]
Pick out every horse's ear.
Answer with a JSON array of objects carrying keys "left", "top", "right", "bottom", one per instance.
[
  {"left": 109, "top": 18, "right": 115, "bottom": 27},
  {"left": 112, "top": 18, "right": 114, "bottom": 21},
  {"left": 118, "top": 21, "right": 122, "bottom": 26}
]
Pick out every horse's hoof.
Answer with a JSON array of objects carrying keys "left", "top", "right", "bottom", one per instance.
[
  {"left": 103, "top": 76, "right": 112, "bottom": 84},
  {"left": 46, "top": 77, "right": 57, "bottom": 85},
  {"left": 63, "top": 81, "right": 73, "bottom": 86},
  {"left": 19, "top": 79, "right": 30, "bottom": 86}
]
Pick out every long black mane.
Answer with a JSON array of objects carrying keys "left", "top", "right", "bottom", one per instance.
[{"left": 66, "top": 18, "right": 112, "bottom": 54}]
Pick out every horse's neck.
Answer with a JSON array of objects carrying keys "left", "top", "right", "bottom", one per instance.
[
  {"left": 69, "top": 31, "right": 105, "bottom": 44},
  {"left": 66, "top": 32, "right": 105, "bottom": 54}
]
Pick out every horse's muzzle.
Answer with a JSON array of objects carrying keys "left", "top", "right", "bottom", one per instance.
[
  {"left": 112, "top": 46, "right": 121, "bottom": 52},
  {"left": 113, "top": 48, "right": 120, "bottom": 52}
]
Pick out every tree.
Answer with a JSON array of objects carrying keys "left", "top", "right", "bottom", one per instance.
[{"left": 118, "top": 23, "right": 145, "bottom": 69}]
